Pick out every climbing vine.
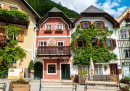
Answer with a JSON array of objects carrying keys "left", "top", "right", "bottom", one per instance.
[
  {"left": 71, "top": 23, "right": 118, "bottom": 66},
  {"left": 0, "top": 25, "right": 27, "bottom": 65}
]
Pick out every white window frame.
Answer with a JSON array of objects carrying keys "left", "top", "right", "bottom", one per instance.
[
  {"left": 57, "top": 41, "right": 64, "bottom": 46},
  {"left": 120, "top": 29, "right": 129, "bottom": 39},
  {"left": 95, "top": 64, "right": 102, "bottom": 75},
  {"left": 124, "top": 49, "right": 130, "bottom": 59},
  {"left": 39, "top": 40, "right": 47, "bottom": 47},
  {"left": 45, "top": 24, "right": 52, "bottom": 30},
  {"left": 47, "top": 63, "right": 57, "bottom": 75},
  {"left": 56, "top": 23, "right": 63, "bottom": 30}
]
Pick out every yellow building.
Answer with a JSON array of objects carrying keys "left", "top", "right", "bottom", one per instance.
[{"left": 0, "top": 0, "right": 40, "bottom": 69}]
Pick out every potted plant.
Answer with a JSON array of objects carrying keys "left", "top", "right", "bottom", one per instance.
[
  {"left": 79, "top": 68, "right": 87, "bottom": 84},
  {"left": 28, "top": 60, "right": 34, "bottom": 73},
  {"left": 122, "top": 84, "right": 130, "bottom": 91},
  {"left": 121, "top": 76, "right": 130, "bottom": 84},
  {"left": 8, "top": 78, "right": 30, "bottom": 91},
  {"left": 70, "top": 74, "right": 75, "bottom": 81},
  {"left": 104, "top": 65, "right": 108, "bottom": 70}
]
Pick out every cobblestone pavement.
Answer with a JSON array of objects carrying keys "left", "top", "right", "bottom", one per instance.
[{"left": 0, "top": 79, "right": 121, "bottom": 91}]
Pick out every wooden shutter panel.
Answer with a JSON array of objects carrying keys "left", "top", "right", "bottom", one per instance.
[
  {"left": 102, "top": 22, "right": 105, "bottom": 28},
  {"left": 94, "top": 22, "right": 97, "bottom": 27},
  {"left": 18, "top": 30, "right": 24, "bottom": 42},
  {"left": 98, "top": 39, "right": 102, "bottom": 47},
  {"left": 75, "top": 39, "right": 77, "bottom": 47},
  {"left": 112, "top": 39, "right": 116, "bottom": 47},
  {"left": 0, "top": 28, "right": 5, "bottom": 35},
  {"left": 89, "top": 21, "right": 91, "bottom": 28},
  {"left": 80, "top": 22, "right": 83, "bottom": 28}
]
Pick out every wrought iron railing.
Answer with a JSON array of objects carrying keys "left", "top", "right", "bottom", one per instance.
[
  {"left": 37, "top": 46, "right": 71, "bottom": 56},
  {"left": 0, "top": 35, "right": 7, "bottom": 46}
]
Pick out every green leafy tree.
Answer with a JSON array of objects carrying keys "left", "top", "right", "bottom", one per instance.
[
  {"left": 71, "top": 23, "right": 118, "bottom": 65},
  {"left": 0, "top": 25, "right": 27, "bottom": 65}
]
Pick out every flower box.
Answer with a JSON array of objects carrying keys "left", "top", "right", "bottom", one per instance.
[
  {"left": 71, "top": 77, "right": 75, "bottom": 82},
  {"left": 122, "top": 88, "right": 130, "bottom": 91},
  {"left": 8, "top": 83, "right": 31, "bottom": 91}
]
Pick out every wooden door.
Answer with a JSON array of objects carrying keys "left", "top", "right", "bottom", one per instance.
[
  {"left": 0, "top": 28, "right": 5, "bottom": 35},
  {"left": 110, "top": 64, "right": 117, "bottom": 82}
]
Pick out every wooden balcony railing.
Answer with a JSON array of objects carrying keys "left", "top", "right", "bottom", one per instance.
[
  {"left": 37, "top": 46, "right": 71, "bottom": 57},
  {"left": 0, "top": 35, "right": 7, "bottom": 46}
]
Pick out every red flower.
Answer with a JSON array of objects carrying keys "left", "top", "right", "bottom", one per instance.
[
  {"left": 21, "top": 82, "right": 23, "bottom": 84},
  {"left": 13, "top": 81, "right": 16, "bottom": 83}
]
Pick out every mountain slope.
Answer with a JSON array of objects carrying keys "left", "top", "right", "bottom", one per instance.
[{"left": 26, "top": 0, "right": 79, "bottom": 18}]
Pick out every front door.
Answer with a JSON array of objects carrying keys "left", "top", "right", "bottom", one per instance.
[
  {"left": 61, "top": 64, "right": 70, "bottom": 80},
  {"left": 34, "top": 62, "right": 43, "bottom": 80},
  {"left": 110, "top": 64, "right": 117, "bottom": 82}
]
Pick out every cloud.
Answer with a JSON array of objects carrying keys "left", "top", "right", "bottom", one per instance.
[{"left": 51, "top": 0, "right": 127, "bottom": 18}]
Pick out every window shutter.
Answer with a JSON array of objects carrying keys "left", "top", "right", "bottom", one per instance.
[
  {"left": 80, "top": 22, "right": 83, "bottom": 28},
  {"left": 75, "top": 39, "right": 77, "bottom": 47},
  {"left": 89, "top": 21, "right": 91, "bottom": 28},
  {"left": 0, "top": 28, "right": 5, "bottom": 35},
  {"left": 112, "top": 39, "right": 116, "bottom": 47},
  {"left": 18, "top": 30, "right": 24, "bottom": 42},
  {"left": 98, "top": 39, "right": 102, "bottom": 47},
  {"left": 102, "top": 22, "right": 105, "bottom": 28},
  {"left": 94, "top": 22, "right": 97, "bottom": 27}
]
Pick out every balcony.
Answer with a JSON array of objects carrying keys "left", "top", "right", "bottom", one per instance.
[
  {"left": 37, "top": 46, "right": 71, "bottom": 57},
  {"left": 0, "top": 35, "right": 7, "bottom": 46}
]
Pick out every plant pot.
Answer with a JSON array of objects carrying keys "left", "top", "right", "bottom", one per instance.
[
  {"left": 30, "top": 70, "right": 34, "bottom": 73},
  {"left": 8, "top": 83, "right": 31, "bottom": 91},
  {"left": 71, "top": 77, "right": 75, "bottom": 82},
  {"left": 122, "top": 88, "right": 129, "bottom": 91}
]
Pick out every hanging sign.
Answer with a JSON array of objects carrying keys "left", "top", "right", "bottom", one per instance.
[{"left": 49, "top": 38, "right": 56, "bottom": 46}]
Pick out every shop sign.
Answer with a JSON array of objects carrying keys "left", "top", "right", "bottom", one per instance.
[
  {"left": 123, "top": 62, "right": 130, "bottom": 66},
  {"left": 8, "top": 69, "right": 24, "bottom": 79},
  {"left": 49, "top": 38, "right": 56, "bottom": 46}
]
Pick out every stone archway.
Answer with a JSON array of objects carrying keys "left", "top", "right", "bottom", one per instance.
[{"left": 34, "top": 62, "right": 43, "bottom": 80}]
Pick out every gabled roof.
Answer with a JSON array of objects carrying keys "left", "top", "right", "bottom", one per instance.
[
  {"left": 73, "top": 5, "right": 119, "bottom": 28},
  {"left": 82, "top": 5, "right": 106, "bottom": 13},
  {"left": 38, "top": 7, "right": 73, "bottom": 28},
  {"left": 19, "top": 0, "right": 41, "bottom": 21},
  {"left": 49, "top": 7, "right": 62, "bottom": 13},
  {"left": 115, "top": 7, "right": 130, "bottom": 23}
]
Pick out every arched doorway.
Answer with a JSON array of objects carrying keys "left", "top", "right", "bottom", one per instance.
[{"left": 34, "top": 62, "right": 43, "bottom": 80}]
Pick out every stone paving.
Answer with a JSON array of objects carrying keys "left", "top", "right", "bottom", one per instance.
[{"left": 0, "top": 79, "right": 122, "bottom": 91}]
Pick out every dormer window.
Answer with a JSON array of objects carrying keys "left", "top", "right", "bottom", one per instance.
[
  {"left": 46, "top": 24, "right": 51, "bottom": 30},
  {"left": 83, "top": 22, "right": 88, "bottom": 28},
  {"left": 57, "top": 24, "right": 62, "bottom": 29}
]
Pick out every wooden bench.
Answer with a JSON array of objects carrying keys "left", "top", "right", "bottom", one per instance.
[
  {"left": 84, "top": 81, "right": 121, "bottom": 91},
  {"left": 39, "top": 79, "right": 77, "bottom": 91},
  {"left": 0, "top": 83, "right": 7, "bottom": 91}
]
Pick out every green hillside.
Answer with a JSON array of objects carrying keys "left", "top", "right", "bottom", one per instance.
[{"left": 26, "top": 0, "right": 79, "bottom": 18}]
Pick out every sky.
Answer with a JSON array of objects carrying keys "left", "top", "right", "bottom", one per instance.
[{"left": 51, "top": 0, "right": 130, "bottom": 18}]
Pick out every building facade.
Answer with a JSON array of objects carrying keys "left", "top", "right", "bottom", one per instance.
[
  {"left": 115, "top": 7, "right": 130, "bottom": 78},
  {"left": 34, "top": 7, "right": 72, "bottom": 79},
  {"left": 0, "top": 0, "right": 40, "bottom": 70}
]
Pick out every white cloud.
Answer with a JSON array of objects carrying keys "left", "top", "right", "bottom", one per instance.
[{"left": 51, "top": 0, "right": 127, "bottom": 18}]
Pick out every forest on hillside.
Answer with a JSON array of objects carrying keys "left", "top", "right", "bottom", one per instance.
[{"left": 26, "top": 0, "right": 79, "bottom": 18}]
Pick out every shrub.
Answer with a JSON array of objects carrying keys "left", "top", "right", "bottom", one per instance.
[
  {"left": 78, "top": 68, "right": 87, "bottom": 75},
  {"left": 123, "top": 76, "right": 130, "bottom": 80},
  {"left": 28, "top": 60, "right": 34, "bottom": 70}
]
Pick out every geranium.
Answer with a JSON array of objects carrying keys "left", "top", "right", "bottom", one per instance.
[
  {"left": 71, "top": 74, "right": 74, "bottom": 78},
  {"left": 10, "top": 78, "right": 29, "bottom": 84}
]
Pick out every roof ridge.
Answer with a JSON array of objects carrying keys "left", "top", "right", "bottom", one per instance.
[{"left": 49, "top": 7, "right": 62, "bottom": 12}]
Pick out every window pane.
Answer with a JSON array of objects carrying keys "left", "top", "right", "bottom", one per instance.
[
  {"left": 92, "top": 40, "right": 97, "bottom": 46},
  {"left": 48, "top": 65, "right": 56, "bottom": 73},
  {"left": 97, "top": 23, "right": 102, "bottom": 27},
  {"left": 47, "top": 25, "right": 51, "bottom": 29},
  {"left": 120, "top": 29, "right": 129, "bottom": 39},
  {"left": 106, "top": 40, "right": 112, "bottom": 47},
  {"left": 83, "top": 23, "right": 88, "bottom": 27},
  {"left": 77, "top": 41, "right": 83, "bottom": 47},
  {"left": 44, "top": 42, "right": 46, "bottom": 46},
  {"left": 41, "top": 42, "right": 43, "bottom": 46}
]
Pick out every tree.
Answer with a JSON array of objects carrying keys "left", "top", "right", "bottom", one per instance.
[{"left": 71, "top": 23, "right": 118, "bottom": 66}]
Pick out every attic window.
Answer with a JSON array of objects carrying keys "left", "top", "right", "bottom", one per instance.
[{"left": 9, "top": 6, "right": 18, "bottom": 10}]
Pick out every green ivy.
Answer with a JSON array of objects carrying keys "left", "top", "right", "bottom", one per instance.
[
  {"left": 71, "top": 23, "right": 118, "bottom": 66},
  {"left": 0, "top": 25, "right": 27, "bottom": 65},
  {"left": 0, "top": 8, "right": 28, "bottom": 20}
]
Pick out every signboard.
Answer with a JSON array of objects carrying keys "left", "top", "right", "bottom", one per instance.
[
  {"left": 8, "top": 69, "right": 24, "bottom": 79},
  {"left": 49, "top": 38, "right": 56, "bottom": 46}
]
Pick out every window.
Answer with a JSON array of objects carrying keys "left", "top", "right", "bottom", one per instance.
[
  {"left": 124, "top": 49, "right": 130, "bottom": 58},
  {"left": 78, "top": 65, "right": 87, "bottom": 74},
  {"left": 77, "top": 40, "right": 83, "bottom": 47},
  {"left": 46, "top": 24, "right": 51, "bottom": 30},
  {"left": 40, "top": 41, "right": 47, "bottom": 47},
  {"left": 57, "top": 24, "right": 62, "bottom": 29},
  {"left": 57, "top": 41, "right": 64, "bottom": 46},
  {"left": 91, "top": 40, "right": 98, "bottom": 46},
  {"left": 120, "top": 29, "right": 129, "bottom": 39},
  {"left": 106, "top": 40, "right": 112, "bottom": 47},
  {"left": 9, "top": 7, "right": 18, "bottom": 10},
  {"left": 47, "top": 64, "right": 56, "bottom": 74},
  {"left": 83, "top": 22, "right": 88, "bottom": 28},
  {"left": 96, "top": 22, "right": 102, "bottom": 28},
  {"left": 6, "top": 59, "right": 16, "bottom": 64},
  {"left": 95, "top": 65, "right": 102, "bottom": 75},
  {"left": 0, "top": 0, "right": 3, "bottom": 1}
]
